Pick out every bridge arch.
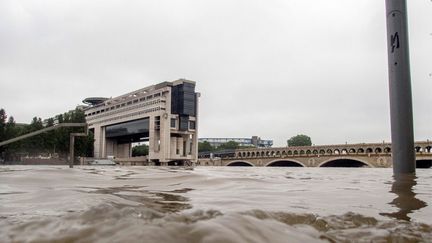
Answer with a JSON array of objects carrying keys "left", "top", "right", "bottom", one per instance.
[
  {"left": 226, "top": 160, "right": 254, "bottom": 167},
  {"left": 265, "top": 159, "right": 305, "bottom": 167},
  {"left": 416, "top": 159, "right": 432, "bottom": 168},
  {"left": 318, "top": 157, "right": 373, "bottom": 168}
]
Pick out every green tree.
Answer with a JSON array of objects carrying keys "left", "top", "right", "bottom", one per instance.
[
  {"left": 287, "top": 134, "right": 312, "bottom": 147},
  {"left": 54, "top": 108, "right": 93, "bottom": 157},
  {"left": 198, "top": 141, "right": 213, "bottom": 152},
  {"left": 0, "top": 108, "right": 6, "bottom": 142},
  {"left": 132, "top": 144, "right": 149, "bottom": 157},
  {"left": 218, "top": 141, "right": 239, "bottom": 150},
  {"left": 0, "top": 107, "right": 94, "bottom": 160},
  {"left": 0, "top": 109, "right": 8, "bottom": 158}
]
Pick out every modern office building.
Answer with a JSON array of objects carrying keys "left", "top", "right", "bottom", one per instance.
[
  {"left": 199, "top": 136, "right": 273, "bottom": 148},
  {"left": 83, "top": 79, "right": 199, "bottom": 165}
]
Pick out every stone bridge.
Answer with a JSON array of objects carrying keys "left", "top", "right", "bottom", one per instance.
[{"left": 200, "top": 141, "right": 432, "bottom": 168}]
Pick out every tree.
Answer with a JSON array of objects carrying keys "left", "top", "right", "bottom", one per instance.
[
  {"left": 218, "top": 141, "right": 239, "bottom": 150},
  {"left": 0, "top": 108, "right": 6, "bottom": 142},
  {"left": 0, "top": 108, "right": 94, "bottom": 160},
  {"left": 132, "top": 144, "right": 149, "bottom": 157},
  {"left": 287, "top": 134, "right": 312, "bottom": 147},
  {"left": 198, "top": 141, "right": 213, "bottom": 152}
]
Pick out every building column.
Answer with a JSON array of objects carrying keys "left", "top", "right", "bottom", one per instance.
[
  {"left": 93, "top": 125, "right": 102, "bottom": 158},
  {"left": 100, "top": 126, "right": 106, "bottom": 158},
  {"left": 159, "top": 113, "right": 171, "bottom": 162}
]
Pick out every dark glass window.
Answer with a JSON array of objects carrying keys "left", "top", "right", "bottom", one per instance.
[
  {"left": 171, "top": 83, "right": 197, "bottom": 116},
  {"left": 171, "top": 118, "right": 176, "bottom": 128},
  {"left": 189, "top": 121, "right": 196, "bottom": 130},
  {"left": 106, "top": 118, "right": 149, "bottom": 138},
  {"left": 179, "top": 116, "right": 189, "bottom": 131}
]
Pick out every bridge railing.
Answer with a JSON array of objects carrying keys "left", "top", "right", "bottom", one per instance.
[{"left": 232, "top": 141, "right": 432, "bottom": 159}]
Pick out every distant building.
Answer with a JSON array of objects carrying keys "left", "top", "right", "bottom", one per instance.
[{"left": 199, "top": 136, "right": 273, "bottom": 148}]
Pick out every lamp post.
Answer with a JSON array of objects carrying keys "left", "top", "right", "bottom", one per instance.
[{"left": 385, "top": 0, "right": 415, "bottom": 174}]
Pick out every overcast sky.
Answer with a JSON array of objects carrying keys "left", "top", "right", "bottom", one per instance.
[{"left": 0, "top": 0, "right": 431, "bottom": 146}]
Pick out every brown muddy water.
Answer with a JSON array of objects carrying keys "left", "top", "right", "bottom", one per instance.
[{"left": 0, "top": 166, "right": 431, "bottom": 242}]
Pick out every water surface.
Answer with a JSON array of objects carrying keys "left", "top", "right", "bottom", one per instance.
[{"left": 0, "top": 166, "right": 431, "bottom": 242}]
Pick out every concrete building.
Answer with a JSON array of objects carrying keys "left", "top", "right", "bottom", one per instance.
[
  {"left": 199, "top": 136, "right": 273, "bottom": 148},
  {"left": 83, "top": 79, "right": 199, "bottom": 165}
]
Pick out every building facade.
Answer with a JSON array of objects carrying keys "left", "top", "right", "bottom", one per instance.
[
  {"left": 84, "top": 79, "right": 199, "bottom": 164},
  {"left": 199, "top": 136, "right": 273, "bottom": 148}
]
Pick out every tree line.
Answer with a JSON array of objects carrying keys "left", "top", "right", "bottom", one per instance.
[
  {"left": 198, "top": 141, "right": 246, "bottom": 153},
  {"left": 198, "top": 134, "right": 312, "bottom": 153},
  {"left": 0, "top": 108, "right": 94, "bottom": 161}
]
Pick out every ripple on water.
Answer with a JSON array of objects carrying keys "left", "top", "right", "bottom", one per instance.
[
  {"left": 0, "top": 166, "right": 431, "bottom": 242},
  {"left": 1, "top": 205, "right": 431, "bottom": 243}
]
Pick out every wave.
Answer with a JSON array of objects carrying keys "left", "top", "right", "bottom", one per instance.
[{"left": 1, "top": 203, "right": 431, "bottom": 243}]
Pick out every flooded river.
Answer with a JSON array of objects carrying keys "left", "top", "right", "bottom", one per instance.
[{"left": 1, "top": 166, "right": 431, "bottom": 242}]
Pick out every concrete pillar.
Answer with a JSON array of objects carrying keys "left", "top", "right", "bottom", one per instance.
[
  {"left": 148, "top": 116, "right": 155, "bottom": 158},
  {"left": 170, "top": 136, "right": 177, "bottom": 157},
  {"left": 177, "top": 137, "right": 184, "bottom": 157},
  {"left": 93, "top": 126, "right": 102, "bottom": 158},
  {"left": 106, "top": 139, "right": 115, "bottom": 157},
  {"left": 159, "top": 113, "right": 171, "bottom": 162},
  {"left": 185, "top": 134, "right": 191, "bottom": 156},
  {"left": 116, "top": 143, "right": 131, "bottom": 158},
  {"left": 100, "top": 126, "right": 106, "bottom": 158}
]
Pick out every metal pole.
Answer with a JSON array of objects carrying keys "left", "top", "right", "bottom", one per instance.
[
  {"left": 69, "top": 135, "right": 75, "bottom": 168},
  {"left": 385, "top": 0, "right": 415, "bottom": 174}
]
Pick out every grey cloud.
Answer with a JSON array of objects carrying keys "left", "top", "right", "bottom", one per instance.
[{"left": 0, "top": 0, "right": 430, "bottom": 146}]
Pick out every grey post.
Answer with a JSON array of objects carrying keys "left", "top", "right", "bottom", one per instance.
[
  {"left": 69, "top": 135, "right": 75, "bottom": 168},
  {"left": 385, "top": 0, "right": 415, "bottom": 174}
]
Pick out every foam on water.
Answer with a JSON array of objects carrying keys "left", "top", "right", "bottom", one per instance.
[{"left": 0, "top": 166, "right": 431, "bottom": 242}]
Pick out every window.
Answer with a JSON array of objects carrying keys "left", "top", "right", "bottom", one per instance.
[
  {"left": 179, "top": 116, "right": 189, "bottom": 131},
  {"left": 171, "top": 118, "right": 176, "bottom": 128},
  {"left": 189, "top": 121, "right": 196, "bottom": 130}
]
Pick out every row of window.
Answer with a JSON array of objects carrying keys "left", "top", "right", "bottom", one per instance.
[
  {"left": 87, "top": 106, "right": 164, "bottom": 127},
  {"left": 85, "top": 92, "right": 163, "bottom": 117},
  {"left": 170, "top": 118, "right": 196, "bottom": 130},
  {"left": 86, "top": 99, "right": 164, "bottom": 121}
]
